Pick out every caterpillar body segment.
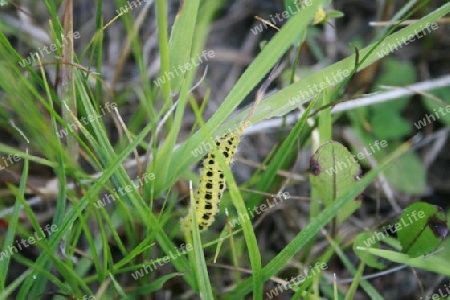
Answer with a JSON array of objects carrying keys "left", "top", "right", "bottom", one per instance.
[{"left": 180, "top": 133, "right": 239, "bottom": 232}]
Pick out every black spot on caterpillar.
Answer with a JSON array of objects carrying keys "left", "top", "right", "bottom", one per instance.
[{"left": 180, "top": 132, "right": 239, "bottom": 232}]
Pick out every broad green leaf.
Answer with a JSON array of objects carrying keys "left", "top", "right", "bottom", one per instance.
[
  {"left": 369, "top": 59, "right": 416, "bottom": 139},
  {"left": 372, "top": 58, "right": 417, "bottom": 111},
  {"left": 348, "top": 130, "right": 425, "bottom": 194},
  {"left": 308, "top": 141, "right": 362, "bottom": 224},
  {"left": 371, "top": 110, "right": 411, "bottom": 140},
  {"left": 383, "top": 151, "right": 426, "bottom": 194},
  {"left": 353, "top": 232, "right": 386, "bottom": 269},
  {"left": 397, "top": 202, "right": 448, "bottom": 258}
]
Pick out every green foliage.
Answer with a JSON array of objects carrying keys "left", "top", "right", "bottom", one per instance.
[
  {"left": 0, "top": 0, "right": 449, "bottom": 299},
  {"left": 353, "top": 232, "right": 386, "bottom": 269},
  {"left": 383, "top": 151, "right": 427, "bottom": 195},
  {"left": 308, "top": 141, "right": 362, "bottom": 224},
  {"left": 354, "top": 202, "right": 448, "bottom": 271},
  {"left": 361, "top": 244, "right": 450, "bottom": 277},
  {"left": 397, "top": 202, "right": 448, "bottom": 258},
  {"left": 164, "top": 4, "right": 450, "bottom": 198},
  {"left": 245, "top": 97, "right": 317, "bottom": 210},
  {"left": 370, "top": 58, "right": 416, "bottom": 139},
  {"left": 370, "top": 111, "right": 411, "bottom": 140},
  {"left": 421, "top": 86, "right": 450, "bottom": 125},
  {"left": 349, "top": 58, "right": 428, "bottom": 194},
  {"left": 349, "top": 127, "right": 427, "bottom": 194}
]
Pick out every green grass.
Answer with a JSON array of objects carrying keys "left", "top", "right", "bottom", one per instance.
[{"left": 0, "top": 0, "right": 449, "bottom": 299}]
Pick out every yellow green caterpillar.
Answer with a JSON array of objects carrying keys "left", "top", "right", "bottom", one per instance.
[
  {"left": 180, "top": 132, "right": 240, "bottom": 232},
  {"left": 180, "top": 63, "right": 279, "bottom": 233}
]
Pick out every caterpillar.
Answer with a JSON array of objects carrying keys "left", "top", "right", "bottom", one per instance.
[
  {"left": 180, "top": 63, "right": 280, "bottom": 233},
  {"left": 180, "top": 132, "right": 240, "bottom": 232}
]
